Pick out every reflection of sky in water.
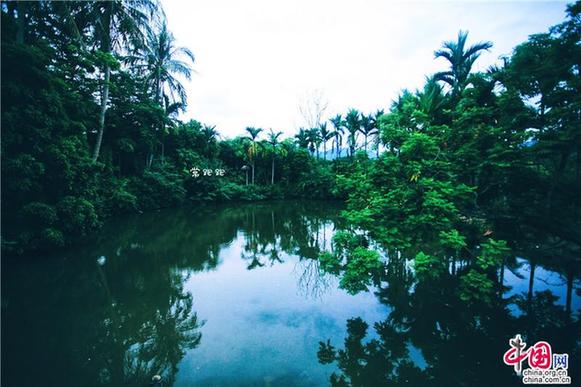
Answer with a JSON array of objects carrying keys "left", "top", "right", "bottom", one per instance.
[
  {"left": 174, "top": 235, "right": 577, "bottom": 385},
  {"left": 177, "top": 234, "right": 389, "bottom": 386},
  {"left": 504, "top": 258, "right": 580, "bottom": 316},
  {"left": 3, "top": 201, "right": 578, "bottom": 386}
]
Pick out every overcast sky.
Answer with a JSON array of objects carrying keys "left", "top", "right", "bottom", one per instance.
[{"left": 160, "top": 0, "right": 569, "bottom": 139}]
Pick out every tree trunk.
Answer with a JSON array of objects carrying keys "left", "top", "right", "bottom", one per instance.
[
  {"left": 271, "top": 158, "right": 275, "bottom": 185},
  {"left": 499, "top": 257, "right": 505, "bottom": 296},
  {"left": 252, "top": 162, "right": 255, "bottom": 185},
  {"left": 323, "top": 142, "right": 327, "bottom": 160},
  {"left": 566, "top": 268, "right": 573, "bottom": 315},
  {"left": 92, "top": 64, "right": 111, "bottom": 162},
  {"left": 547, "top": 150, "right": 569, "bottom": 211},
  {"left": 573, "top": 139, "right": 581, "bottom": 215},
  {"left": 16, "top": 1, "right": 26, "bottom": 44},
  {"left": 528, "top": 262, "right": 536, "bottom": 305}
]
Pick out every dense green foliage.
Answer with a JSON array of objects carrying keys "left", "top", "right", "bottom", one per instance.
[
  {"left": 1, "top": 1, "right": 340, "bottom": 254},
  {"left": 324, "top": 2, "right": 581, "bottom": 302}
]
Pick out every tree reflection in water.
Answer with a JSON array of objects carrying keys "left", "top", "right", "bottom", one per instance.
[
  {"left": 2, "top": 201, "right": 346, "bottom": 386},
  {"left": 316, "top": 236, "right": 580, "bottom": 387},
  {"left": 3, "top": 201, "right": 577, "bottom": 386}
]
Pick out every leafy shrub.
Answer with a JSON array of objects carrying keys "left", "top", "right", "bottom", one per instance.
[
  {"left": 459, "top": 269, "right": 495, "bottom": 305},
  {"left": 340, "top": 247, "right": 381, "bottom": 294},
  {"left": 318, "top": 251, "right": 342, "bottom": 274},
  {"left": 22, "top": 202, "right": 57, "bottom": 226},
  {"left": 39, "top": 228, "right": 65, "bottom": 247},
  {"left": 414, "top": 251, "right": 445, "bottom": 279},
  {"left": 101, "top": 179, "right": 138, "bottom": 214},
  {"left": 439, "top": 229, "right": 467, "bottom": 251},
  {"left": 476, "top": 239, "right": 510, "bottom": 270},
  {"left": 128, "top": 167, "right": 186, "bottom": 210},
  {"left": 215, "top": 182, "right": 266, "bottom": 201},
  {"left": 56, "top": 196, "right": 101, "bottom": 237}
]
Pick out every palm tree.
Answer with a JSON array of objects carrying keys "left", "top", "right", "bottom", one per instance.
[
  {"left": 417, "top": 77, "right": 446, "bottom": 119},
  {"left": 201, "top": 124, "right": 219, "bottom": 157},
  {"left": 359, "top": 114, "right": 376, "bottom": 154},
  {"left": 344, "top": 109, "right": 361, "bottom": 157},
  {"left": 245, "top": 127, "right": 263, "bottom": 184},
  {"left": 267, "top": 129, "right": 283, "bottom": 184},
  {"left": 90, "top": 0, "right": 158, "bottom": 162},
  {"left": 135, "top": 21, "right": 195, "bottom": 107},
  {"left": 372, "top": 109, "right": 384, "bottom": 158},
  {"left": 318, "top": 122, "right": 333, "bottom": 160},
  {"left": 329, "top": 114, "right": 344, "bottom": 158},
  {"left": 295, "top": 128, "right": 310, "bottom": 150},
  {"left": 307, "top": 128, "right": 321, "bottom": 158},
  {"left": 132, "top": 21, "right": 195, "bottom": 164},
  {"left": 434, "top": 30, "right": 492, "bottom": 96}
]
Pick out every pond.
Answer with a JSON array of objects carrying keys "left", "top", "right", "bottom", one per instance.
[{"left": 1, "top": 201, "right": 579, "bottom": 386}]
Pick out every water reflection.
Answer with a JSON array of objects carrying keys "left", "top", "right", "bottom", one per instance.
[
  {"left": 2, "top": 201, "right": 579, "bottom": 386},
  {"left": 317, "top": 231, "right": 581, "bottom": 386},
  {"left": 1, "top": 201, "right": 348, "bottom": 386}
]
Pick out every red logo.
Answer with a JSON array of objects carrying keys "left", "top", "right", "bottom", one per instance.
[
  {"left": 503, "top": 335, "right": 553, "bottom": 374},
  {"left": 503, "top": 334, "right": 571, "bottom": 384}
]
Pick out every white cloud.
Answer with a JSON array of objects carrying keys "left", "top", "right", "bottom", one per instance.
[{"left": 160, "top": 0, "right": 569, "bottom": 139}]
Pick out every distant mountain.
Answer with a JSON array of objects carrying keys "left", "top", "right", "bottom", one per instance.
[{"left": 317, "top": 147, "right": 381, "bottom": 160}]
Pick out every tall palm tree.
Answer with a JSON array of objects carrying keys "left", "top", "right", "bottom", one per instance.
[
  {"left": 417, "top": 77, "right": 446, "bottom": 119},
  {"left": 132, "top": 21, "right": 195, "bottom": 164},
  {"left": 307, "top": 128, "right": 321, "bottom": 158},
  {"left": 372, "top": 109, "right": 384, "bottom": 158},
  {"left": 201, "top": 124, "right": 219, "bottom": 157},
  {"left": 344, "top": 109, "right": 361, "bottom": 157},
  {"left": 434, "top": 30, "right": 492, "bottom": 96},
  {"left": 245, "top": 127, "right": 263, "bottom": 184},
  {"left": 295, "top": 128, "right": 310, "bottom": 150},
  {"left": 329, "top": 114, "right": 344, "bottom": 158},
  {"left": 135, "top": 21, "right": 195, "bottom": 107},
  {"left": 267, "top": 129, "right": 283, "bottom": 184},
  {"left": 90, "top": 0, "right": 158, "bottom": 162},
  {"left": 318, "top": 122, "right": 333, "bottom": 160},
  {"left": 359, "top": 114, "right": 376, "bottom": 154}
]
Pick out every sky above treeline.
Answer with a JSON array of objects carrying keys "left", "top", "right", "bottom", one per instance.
[{"left": 160, "top": 0, "right": 570, "bottom": 139}]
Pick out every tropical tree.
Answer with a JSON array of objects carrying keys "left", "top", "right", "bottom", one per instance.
[
  {"left": 318, "top": 122, "right": 333, "bottom": 160},
  {"left": 201, "top": 124, "right": 219, "bottom": 157},
  {"left": 434, "top": 30, "right": 492, "bottom": 96},
  {"left": 89, "top": 0, "right": 158, "bottom": 162},
  {"left": 295, "top": 128, "right": 310, "bottom": 150},
  {"left": 307, "top": 128, "right": 321, "bottom": 158},
  {"left": 267, "top": 129, "right": 283, "bottom": 184},
  {"left": 417, "top": 77, "right": 447, "bottom": 122},
  {"left": 372, "top": 109, "right": 384, "bottom": 158},
  {"left": 344, "top": 109, "right": 361, "bottom": 157},
  {"left": 132, "top": 21, "right": 195, "bottom": 163},
  {"left": 134, "top": 21, "right": 195, "bottom": 107},
  {"left": 245, "top": 127, "right": 263, "bottom": 184},
  {"left": 359, "top": 114, "right": 377, "bottom": 153},
  {"left": 329, "top": 114, "right": 344, "bottom": 158}
]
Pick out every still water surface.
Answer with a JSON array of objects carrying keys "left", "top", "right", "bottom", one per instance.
[{"left": 2, "top": 201, "right": 579, "bottom": 386}]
